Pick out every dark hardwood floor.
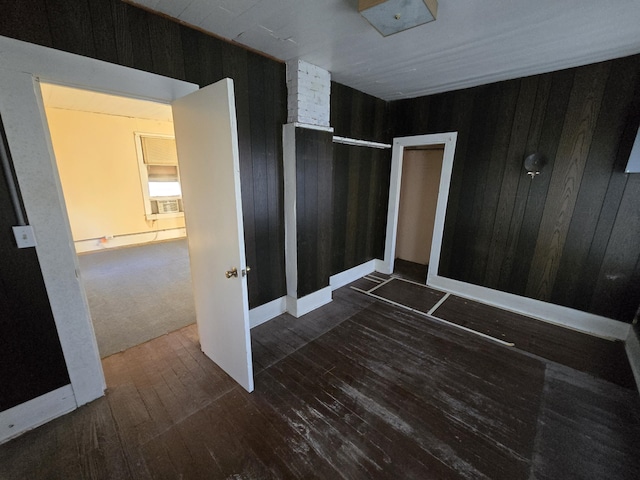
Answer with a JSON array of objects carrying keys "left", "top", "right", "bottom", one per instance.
[
  {"left": 393, "top": 258, "right": 427, "bottom": 283},
  {"left": 1, "top": 279, "right": 639, "bottom": 479},
  {"left": 433, "top": 294, "right": 635, "bottom": 388},
  {"left": 364, "top": 277, "right": 635, "bottom": 389}
]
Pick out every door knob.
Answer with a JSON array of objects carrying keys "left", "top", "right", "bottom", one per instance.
[
  {"left": 225, "top": 267, "right": 238, "bottom": 278},
  {"left": 242, "top": 266, "right": 251, "bottom": 277}
]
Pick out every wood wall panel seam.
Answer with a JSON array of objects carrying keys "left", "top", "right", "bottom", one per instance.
[
  {"left": 525, "top": 62, "right": 611, "bottom": 300},
  {"left": 484, "top": 77, "right": 539, "bottom": 288},
  {"left": 550, "top": 57, "right": 640, "bottom": 312},
  {"left": 469, "top": 80, "right": 521, "bottom": 284},
  {"left": 497, "top": 74, "right": 553, "bottom": 292},
  {"left": 506, "top": 68, "right": 575, "bottom": 295}
]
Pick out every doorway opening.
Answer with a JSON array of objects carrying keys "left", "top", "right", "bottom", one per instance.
[
  {"left": 394, "top": 145, "right": 444, "bottom": 283},
  {"left": 382, "top": 132, "right": 457, "bottom": 285},
  {"left": 40, "top": 82, "right": 196, "bottom": 358},
  {"left": 0, "top": 37, "right": 256, "bottom": 425}
]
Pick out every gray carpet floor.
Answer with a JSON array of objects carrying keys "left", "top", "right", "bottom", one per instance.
[{"left": 78, "top": 239, "right": 196, "bottom": 358}]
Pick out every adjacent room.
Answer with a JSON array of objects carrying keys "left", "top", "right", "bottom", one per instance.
[{"left": 41, "top": 83, "right": 196, "bottom": 357}]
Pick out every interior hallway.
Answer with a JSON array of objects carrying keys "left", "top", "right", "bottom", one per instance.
[{"left": 1, "top": 277, "right": 638, "bottom": 479}]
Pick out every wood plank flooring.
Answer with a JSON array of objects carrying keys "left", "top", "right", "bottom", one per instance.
[
  {"left": 1, "top": 280, "right": 639, "bottom": 479},
  {"left": 434, "top": 294, "right": 635, "bottom": 388},
  {"left": 363, "top": 277, "right": 635, "bottom": 389},
  {"left": 393, "top": 258, "right": 427, "bottom": 283},
  {"left": 370, "top": 279, "right": 446, "bottom": 313}
]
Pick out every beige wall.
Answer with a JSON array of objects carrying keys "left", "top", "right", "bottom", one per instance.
[
  {"left": 44, "top": 107, "right": 184, "bottom": 242},
  {"left": 396, "top": 148, "right": 444, "bottom": 265}
]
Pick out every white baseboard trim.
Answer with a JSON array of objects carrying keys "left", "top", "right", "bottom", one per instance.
[
  {"left": 375, "top": 259, "right": 391, "bottom": 275},
  {"left": 330, "top": 260, "right": 376, "bottom": 291},
  {"left": 249, "top": 296, "right": 287, "bottom": 329},
  {"left": 74, "top": 228, "right": 187, "bottom": 253},
  {"left": 286, "top": 286, "right": 332, "bottom": 318},
  {"left": 626, "top": 327, "right": 640, "bottom": 393},
  {"left": 428, "top": 275, "right": 631, "bottom": 340},
  {"left": 0, "top": 384, "right": 77, "bottom": 444}
]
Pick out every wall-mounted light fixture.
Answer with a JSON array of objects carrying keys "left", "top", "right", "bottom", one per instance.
[
  {"left": 359, "top": 0, "right": 438, "bottom": 37},
  {"left": 524, "top": 152, "right": 545, "bottom": 179}
]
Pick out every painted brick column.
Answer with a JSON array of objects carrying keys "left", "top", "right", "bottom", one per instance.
[
  {"left": 283, "top": 60, "right": 334, "bottom": 317},
  {"left": 286, "top": 60, "right": 331, "bottom": 127}
]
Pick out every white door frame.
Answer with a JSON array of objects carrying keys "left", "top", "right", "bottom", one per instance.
[
  {"left": 0, "top": 35, "right": 198, "bottom": 440},
  {"left": 381, "top": 132, "right": 458, "bottom": 282}
]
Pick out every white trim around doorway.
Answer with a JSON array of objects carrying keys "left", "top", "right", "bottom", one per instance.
[
  {"left": 381, "top": 132, "right": 458, "bottom": 278},
  {"left": 0, "top": 385, "right": 75, "bottom": 445},
  {"left": 0, "top": 35, "right": 198, "bottom": 439}
]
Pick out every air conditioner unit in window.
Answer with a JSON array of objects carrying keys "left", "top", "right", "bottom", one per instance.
[{"left": 156, "top": 199, "right": 180, "bottom": 214}]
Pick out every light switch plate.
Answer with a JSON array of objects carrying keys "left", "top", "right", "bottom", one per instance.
[{"left": 13, "top": 225, "right": 37, "bottom": 248}]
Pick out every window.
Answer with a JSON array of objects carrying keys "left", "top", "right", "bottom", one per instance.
[{"left": 135, "top": 133, "right": 184, "bottom": 220}]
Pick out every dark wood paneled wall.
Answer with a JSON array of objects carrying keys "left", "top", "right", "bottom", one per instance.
[
  {"left": 331, "top": 82, "right": 391, "bottom": 141},
  {"left": 330, "top": 82, "right": 391, "bottom": 274},
  {"left": 295, "top": 128, "right": 333, "bottom": 297},
  {"left": 0, "top": 119, "right": 69, "bottom": 411},
  {"left": 0, "top": 0, "right": 287, "bottom": 309},
  {"left": 391, "top": 54, "right": 640, "bottom": 323},
  {"left": 331, "top": 144, "right": 390, "bottom": 274}
]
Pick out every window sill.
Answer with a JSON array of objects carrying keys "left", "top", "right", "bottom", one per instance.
[{"left": 146, "top": 212, "right": 185, "bottom": 221}]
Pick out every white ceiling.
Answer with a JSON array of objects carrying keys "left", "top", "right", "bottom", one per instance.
[
  {"left": 127, "top": 0, "right": 640, "bottom": 101},
  {"left": 40, "top": 82, "right": 173, "bottom": 122}
]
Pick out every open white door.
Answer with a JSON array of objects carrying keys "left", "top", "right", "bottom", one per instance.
[{"left": 172, "top": 78, "right": 253, "bottom": 392}]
